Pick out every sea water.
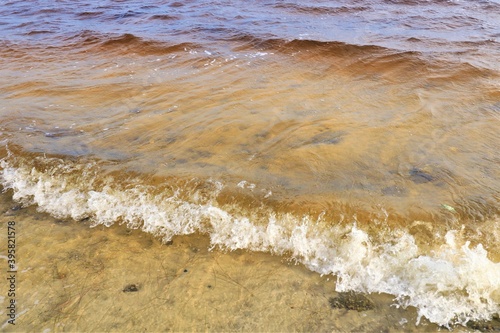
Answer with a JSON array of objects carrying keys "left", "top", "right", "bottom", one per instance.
[{"left": 0, "top": 0, "right": 499, "bottom": 330}]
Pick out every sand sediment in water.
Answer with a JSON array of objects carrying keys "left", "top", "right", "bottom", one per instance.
[{"left": 2, "top": 191, "right": 498, "bottom": 332}]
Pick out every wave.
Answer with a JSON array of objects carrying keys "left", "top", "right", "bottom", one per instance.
[
  {"left": 0, "top": 146, "right": 498, "bottom": 328},
  {"left": 225, "top": 34, "right": 386, "bottom": 55},
  {"left": 149, "top": 14, "right": 180, "bottom": 21},
  {"left": 79, "top": 31, "right": 201, "bottom": 55},
  {"left": 3, "top": 28, "right": 431, "bottom": 77},
  {"left": 226, "top": 35, "right": 495, "bottom": 81},
  {"left": 2, "top": 24, "right": 496, "bottom": 80},
  {"left": 76, "top": 11, "right": 105, "bottom": 18},
  {"left": 39, "top": 30, "right": 203, "bottom": 57},
  {"left": 23, "top": 30, "right": 54, "bottom": 36},
  {"left": 273, "top": 3, "right": 370, "bottom": 15}
]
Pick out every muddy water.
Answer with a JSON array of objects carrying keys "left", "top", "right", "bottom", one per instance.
[{"left": 0, "top": 0, "right": 499, "bottom": 330}]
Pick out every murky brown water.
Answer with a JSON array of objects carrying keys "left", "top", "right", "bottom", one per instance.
[{"left": 0, "top": 0, "right": 499, "bottom": 330}]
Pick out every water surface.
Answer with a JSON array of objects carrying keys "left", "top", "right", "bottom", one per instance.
[{"left": 0, "top": 0, "right": 499, "bottom": 329}]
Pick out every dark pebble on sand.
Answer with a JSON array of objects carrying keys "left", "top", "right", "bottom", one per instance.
[
  {"left": 409, "top": 167, "right": 434, "bottom": 184},
  {"left": 123, "top": 284, "right": 139, "bottom": 292},
  {"left": 466, "top": 320, "right": 496, "bottom": 332},
  {"left": 4, "top": 205, "right": 22, "bottom": 216},
  {"left": 165, "top": 240, "right": 174, "bottom": 246},
  {"left": 328, "top": 291, "right": 375, "bottom": 312}
]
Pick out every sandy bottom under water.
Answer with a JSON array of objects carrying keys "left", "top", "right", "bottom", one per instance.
[{"left": 0, "top": 191, "right": 496, "bottom": 333}]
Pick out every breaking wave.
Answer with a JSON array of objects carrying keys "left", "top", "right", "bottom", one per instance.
[{"left": 1, "top": 149, "right": 498, "bottom": 328}]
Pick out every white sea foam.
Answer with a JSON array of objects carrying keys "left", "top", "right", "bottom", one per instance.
[
  {"left": 237, "top": 180, "right": 255, "bottom": 190},
  {"left": 1, "top": 158, "right": 499, "bottom": 327}
]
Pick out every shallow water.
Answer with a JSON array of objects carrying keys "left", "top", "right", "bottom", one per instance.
[
  {"left": 0, "top": 190, "right": 490, "bottom": 332},
  {"left": 0, "top": 0, "right": 499, "bottom": 330}
]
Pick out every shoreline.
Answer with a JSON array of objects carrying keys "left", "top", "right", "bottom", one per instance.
[
  {"left": 1, "top": 1, "right": 499, "bottom": 331},
  {"left": 1, "top": 191, "right": 496, "bottom": 332}
]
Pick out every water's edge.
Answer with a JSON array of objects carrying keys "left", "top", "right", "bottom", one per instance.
[{"left": 2, "top": 188, "right": 498, "bottom": 332}]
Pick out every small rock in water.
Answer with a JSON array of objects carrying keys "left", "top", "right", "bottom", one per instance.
[
  {"left": 123, "top": 284, "right": 139, "bottom": 293},
  {"left": 328, "top": 291, "right": 375, "bottom": 312},
  {"left": 409, "top": 167, "right": 434, "bottom": 184},
  {"left": 381, "top": 186, "right": 407, "bottom": 196},
  {"left": 44, "top": 128, "right": 83, "bottom": 138},
  {"left": 308, "top": 131, "right": 344, "bottom": 145},
  {"left": 440, "top": 204, "right": 456, "bottom": 213},
  {"left": 5, "top": 205, "right": 23, "bottom": 215},
  {"left": 10, "top": 205, "right": 22, "bottom": 211},
  {"left": 466, "top": 320, "right": 497, "bottom": 332}
]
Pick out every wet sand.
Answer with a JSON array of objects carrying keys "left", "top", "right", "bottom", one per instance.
[{"left": 2, "top": 191, "right": 498, "bottom": 332}]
